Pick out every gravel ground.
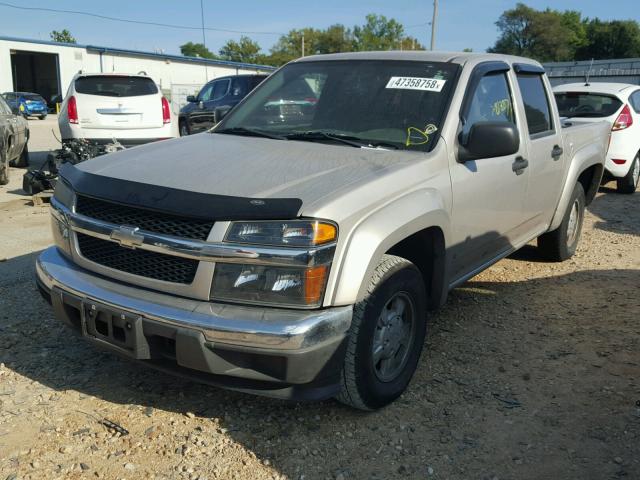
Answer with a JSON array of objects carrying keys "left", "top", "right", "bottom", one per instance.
[{"left": 0, "top": 130, "right": 638, "bottom": 480}]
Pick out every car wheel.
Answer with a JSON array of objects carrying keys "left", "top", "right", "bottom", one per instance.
[
  {"left": 13, "top": 142, "right": 29, "bottom": 168},
  {"left": 336, "top": 254, "right": 427, "bottom": 410},
  {"left": 179, "top": 120, "right": 190, "bottom": 137},
  {"left": 537, "top": 182, "right": 586, "bottom": 262},
  {"left": 0, "top": 144, "right": 8, "bottom": 186},
  {"left": 616, "top": 154, "right": 639, "bottom": 194},
  {"left": 39, "top": 114, "right": 47, "bottom": 120}
]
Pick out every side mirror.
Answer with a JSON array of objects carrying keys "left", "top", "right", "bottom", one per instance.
[
  {"left": 214, "top": 105, "right": 232, "bottom": 124},
  {"left": 458, "top": 122, "right": 519, "bottom": 162},
  {"left": 186, "top": 95, "right": 197, "bottom": 103}
]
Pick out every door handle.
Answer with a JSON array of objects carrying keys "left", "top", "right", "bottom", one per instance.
[
  {"left": 551, "top": 145, "right": 563, "bottom": 160},
  {"left": 512, "top": 156, "right": 528, "bottom": 175}
]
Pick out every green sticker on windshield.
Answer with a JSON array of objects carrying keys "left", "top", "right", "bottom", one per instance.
[{"left": 406, "top": 124, "right": 438, "bottom": 147}]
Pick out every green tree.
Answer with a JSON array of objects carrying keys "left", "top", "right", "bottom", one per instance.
[
  {"left": 180, "top": 42, "right": 217, "bottom": 59},
  {"left": 489, "top": 3, "right": 586, "bottom": 62},
  {"left": 352, "top": 14, "right": 405, "bottom": 51},
  {"left": 219, "top": 36, "right": 262, "bottom": 63},
  {"left": 577, "top": 19, "right": 640, "bottom": 59},
  {"left": 50, "top": 29, "right": 76, "bottom": 44}
]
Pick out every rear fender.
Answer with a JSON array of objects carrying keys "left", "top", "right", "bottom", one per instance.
[{"left": 549, "top": 141, "right": 605, "bottom": 231}]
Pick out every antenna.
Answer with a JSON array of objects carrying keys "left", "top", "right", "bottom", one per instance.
[{"left": 585, "top": 58, "right": 594, "bottom": 86}]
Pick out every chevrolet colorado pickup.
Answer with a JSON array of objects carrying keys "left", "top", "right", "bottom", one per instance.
[{"left": 36, "top": 52, "right": 609, "bottom": 410}]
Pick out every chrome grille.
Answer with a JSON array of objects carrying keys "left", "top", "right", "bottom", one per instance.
[
  {"left": 76, "top": 233, "right": 198, "bottom": 284},
  {"left": 75, "top": 195, "right": 214, "bottom": 241}
]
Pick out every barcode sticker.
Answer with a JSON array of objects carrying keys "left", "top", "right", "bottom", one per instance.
[{"left": 385, "top": 77, "right": 446, "bottom": 92}]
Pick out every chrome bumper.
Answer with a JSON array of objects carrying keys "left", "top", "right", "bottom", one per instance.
[{"left": 36, "top": 246, "right": 352, "bottom": 351}]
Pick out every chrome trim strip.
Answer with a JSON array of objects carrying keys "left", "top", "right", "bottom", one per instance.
[{"left": 53, "top": 197, "right": 335, "bottom": 267}]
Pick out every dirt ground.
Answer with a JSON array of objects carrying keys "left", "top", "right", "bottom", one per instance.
[{"left": 0, "top": 123, "right": 639, "bottom": 480}]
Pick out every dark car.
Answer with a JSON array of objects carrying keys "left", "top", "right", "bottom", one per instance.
[
  {"left": 0, "top": 95, "right": 29, "bottom": 185},
  {"left": 178, "top": 74, "right": 268, "bottom": 136},
  {"left": 2, "top": 92, "right": 48, "bottom": 120}
]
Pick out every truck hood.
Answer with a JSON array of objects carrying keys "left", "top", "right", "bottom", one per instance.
[{"left": 78, "top": 132, "right": 423, "bottom": 212}]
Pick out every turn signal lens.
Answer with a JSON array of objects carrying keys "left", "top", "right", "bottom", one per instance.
[
  {"left": 67, "top": 96, "right": 78, "bottom": 124},
  {"left": 304, "top": 265, "right": 328, "bottom": 305}
]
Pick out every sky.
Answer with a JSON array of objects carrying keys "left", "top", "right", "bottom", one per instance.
[{"left": 0, "top": 0, "right": 638, "bottom": 57}]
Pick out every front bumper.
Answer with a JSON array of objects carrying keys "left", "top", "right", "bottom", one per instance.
[{"left": 36, "top": 246, "right": 352, "bottom": 401}]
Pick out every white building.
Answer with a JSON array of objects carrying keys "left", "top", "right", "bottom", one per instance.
[{"left": 0, "top": 36, "right": 275, "bottom": 114}]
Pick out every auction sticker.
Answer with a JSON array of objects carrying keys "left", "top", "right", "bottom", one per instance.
[{"left": 386, "top": 77, "right": 446, "bottom": 92}]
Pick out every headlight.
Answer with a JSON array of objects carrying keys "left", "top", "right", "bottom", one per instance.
[
  {"left": 225, "top": 220, "right": 336, "bottom": 247},
  {"left": 51, "top": 179, "right": 74, "bottom": 255},
  {"left": 211, "top": 263, "right": 329, "bottom": 308},
  {"left": 213, "top": 220, "right": 337, "bottom": 307},
  {"left": 53, "top": 178, "right": 74, "bottom": 208}
]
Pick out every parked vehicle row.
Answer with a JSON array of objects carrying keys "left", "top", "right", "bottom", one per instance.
[
  {"left": 37, "top": 51, "right": 611, "bottom": 410},
  {"left": 0, "top": 94, "right": 29, "bottom": 185},
  {"left": 553, "top": 82, "right": 640, "bottom": 194},
  {"left": 2, "top": 91, "right": 48, "bottom": 120}
]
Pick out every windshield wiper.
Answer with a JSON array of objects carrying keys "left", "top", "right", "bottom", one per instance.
[
  {"left": 215, "top": 127, "right": 286, "bottom": 140},
  {"left": 286, "top": 131, "right": 398, "bottom": 149}
]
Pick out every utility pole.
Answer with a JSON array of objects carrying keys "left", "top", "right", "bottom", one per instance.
[
  {"left": 301, "top": 31, "right": 305, "bottom": 57},
  {"left": 430, "top": 0, "right": 438, "bottom": 51},
  {"left": 200, "top": 0, "right": 208, "bottom": 81}
]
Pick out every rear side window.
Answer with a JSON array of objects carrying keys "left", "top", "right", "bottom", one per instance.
[
  {"left": 0, "top": 97, "right": 11, "bottom": 114},
  {"left": 517, "top": 74, "right": 553, "bottom": 135},
  {"left": 212, "top": 80, "right": 230, "bottom": 101},
  {"left": 555, "top": 92, "right": 623, "bottom": 118},
  {"left": 463, "top": 72, "right": 514, "bottom": 136},
  {"left": 75, "top": 76, "right": 158, "bottom": 97},
  {"left": 629, "top": 90, "right": 640, "bottom": 114},
  {"left": 248, "top": 76, "right": 267, "bottom": 91}
]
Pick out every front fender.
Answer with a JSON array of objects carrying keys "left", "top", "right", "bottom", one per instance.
[
  {"left": 548, "top": 140, "right": 605, "bottom": 231},
  {"left": 328, "top": 188, "right": 450, "bottom": 306}
]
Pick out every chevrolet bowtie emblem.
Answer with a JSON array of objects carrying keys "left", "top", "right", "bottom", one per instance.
[{"left": 110, "top": 225, "right": 144, "bottom": 249}]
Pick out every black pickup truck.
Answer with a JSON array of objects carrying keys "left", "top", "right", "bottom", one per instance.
[{"left": 178, "top": 74, "right": 267, "bottom": 136}]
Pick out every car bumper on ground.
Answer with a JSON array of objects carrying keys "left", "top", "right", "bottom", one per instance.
[{"left": 36, "top": 246, "right": 353, "bottom": 401}]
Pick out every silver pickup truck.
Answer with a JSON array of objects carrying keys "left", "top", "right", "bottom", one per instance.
[{"left": 36, "top": 52, "right": 609, "bottom": 410}]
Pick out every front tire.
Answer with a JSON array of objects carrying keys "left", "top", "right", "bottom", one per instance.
[
  {"left": 617, "top": 155, "right": 639, "bottom": 194},
  {"left": 179, "top": 120, "right": 190, "bottom": 137},
  {"left": 336, "top": 254, "right": 427, "bottom": 410},
  {"left": 38, "top": 114, "right": 47, "bottom": 120},
  {"left": 537, "top": 182, "right": 585, "bottom": 261}
]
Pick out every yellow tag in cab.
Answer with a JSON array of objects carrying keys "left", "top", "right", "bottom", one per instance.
[{"left": 406, "top": 124, "right": 438, "bottom": 147}]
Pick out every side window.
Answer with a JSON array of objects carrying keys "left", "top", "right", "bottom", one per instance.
[
  {"left": 630, "top": 91, "right": 640, "bottom": 114},
  {"left": 517, "top": 74, "right": 553, "bottom": 135},
  {"left": 198, "top": 82, "right": 214, "bottom": 102},
  {"left": 231, "top": 77, "right": 247, "bottom": 97},
  {"left": 212, "top": 80, "right": 230, "bottom": 101},
  {"left": 464, "top": 72, "right": 514, "bottom": 136}
]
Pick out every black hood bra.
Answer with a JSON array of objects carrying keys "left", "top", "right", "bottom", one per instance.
[{"left": 58, "top": 162, "right": 303, "bottom": 221}]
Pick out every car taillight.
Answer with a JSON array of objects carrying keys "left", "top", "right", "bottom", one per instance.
[
  {"left": 612, "top": 104, "right": 633, "bottom": 131},
  {"left": 161, "top": 97, "right": 170, "bottom": 124},
  {"left": 67, "top": 96, "right": 78, "bottom": 124}
]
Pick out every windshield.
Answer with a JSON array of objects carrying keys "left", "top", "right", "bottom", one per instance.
[
  {"left": 216, "top": 60, "right": 459, "bottom": 151},
  {"left": 75, "top": 76, "right": 158, "bottom": 97},
  {"left": 23, "top": 94, "right": 45, "bottom": 102},
  {"left": 555, "top": 92, "right": 623, "bottom": 118}
]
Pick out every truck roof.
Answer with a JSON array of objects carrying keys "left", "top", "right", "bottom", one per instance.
[{"left": 294, "top": 50, "right": 544, "bottom": 68}]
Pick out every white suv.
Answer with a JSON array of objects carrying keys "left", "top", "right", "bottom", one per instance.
[
  {"left": 59, "top": 73, "right": 176, "bottom": 147},
  {"left": 554, "top": 83, "right": 640, "bottom": 194}
]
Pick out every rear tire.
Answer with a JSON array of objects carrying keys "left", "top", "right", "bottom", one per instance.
[
  {"left": 336, "top": 254, "right": 427, "bottom": 410},
  {"left": 12, "top": 143, "right": 29, "bottom": 168},
  {"left": 0, "top": 145, "right": 8, "bottom": 186},
  {"left": 616, "top": 155, "right": 639, "bottom": 194},
  {"left": 537, "top": 182, "right": 585, "bottom": 261}
]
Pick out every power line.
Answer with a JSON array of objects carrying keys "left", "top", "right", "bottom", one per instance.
[{"left": 0, "top": 1, "right": 285, "bottom": 36}]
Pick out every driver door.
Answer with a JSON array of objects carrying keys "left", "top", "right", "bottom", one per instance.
[
  {"left": 448, "top": 64, "right": 530, "bottom": 284},
  {"left": 188, "top": 81, "right": 214, "bottom": 134}
]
